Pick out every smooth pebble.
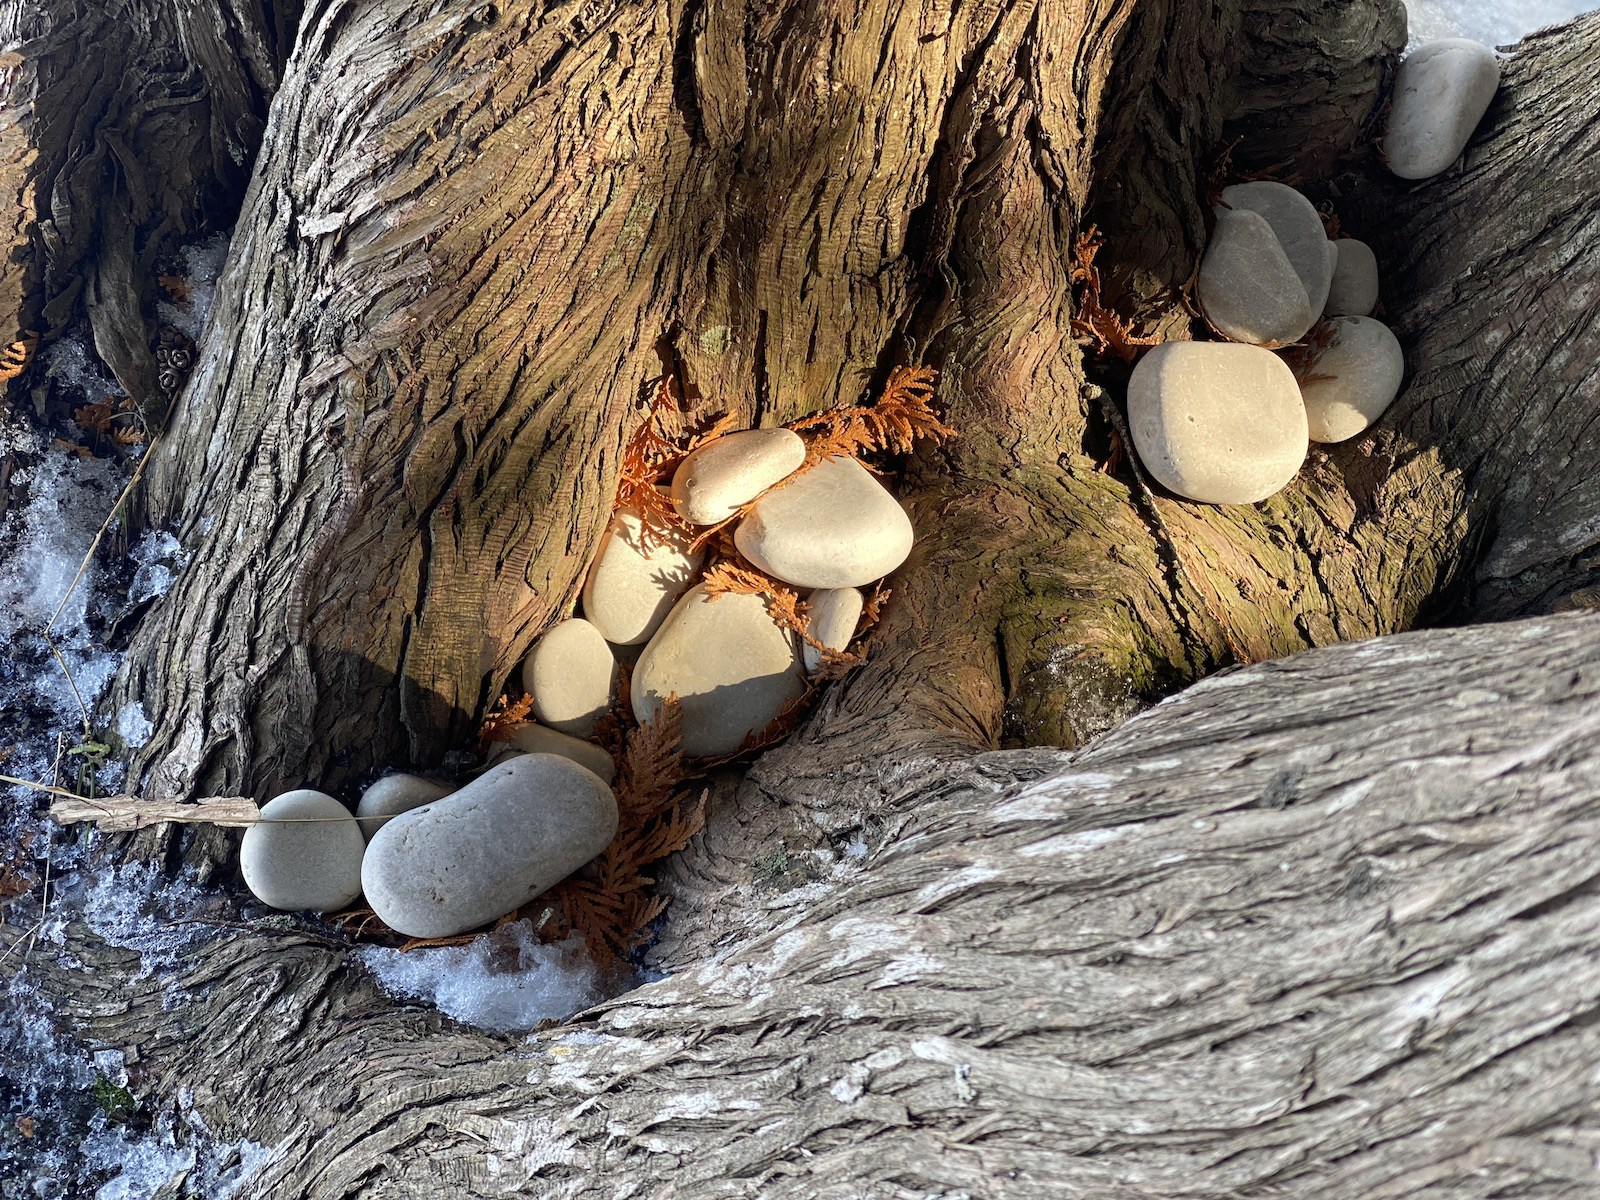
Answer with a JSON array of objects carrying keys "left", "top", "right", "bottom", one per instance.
[
  {"left": 1385, "top": 39, "right": 1500, "bottom": 181},
  {"left": 1298, "top": 316, "right": 1405, "bottom": 444},
  {"left": 734, "top": 456, "right": 914, "bottom": 589},
  {"left": 521, "top": 618, "right": 616, "bottom": 736},
  {"left": 1127, "top": 342, "right": 1308, "bottom": 505},
  {"left": 356, "top": 774, "right": 458, "bottom": 838},
  {"left": 240, "top": 789, "right": 365, "bottom": 912},
  {"left": 1324, "top": 239, "right": 1380, "bottom": 317},
  {"left": 1198, "top": 182, "right": 1336, "bottom": 346},
  {"left": 631, "top": 584, "right": 806, "bottom": 757},
  {"left": 582, "top": 504, "right": 704, "bottom": 645},
  {"left": 1224, "top": 182, "right": 1336, "bottom": 320},
  {"left": 485, "top": 721, "right": 616, "bottom": 785},
  {"left": 362, "top": 755, "right": 618, "bottom": 939},
  {"left": 670, "top": 428, "right": 806, "bottom": 525},
  {"left": 803, "top": 587, "right": 862, "bottom": 673}
]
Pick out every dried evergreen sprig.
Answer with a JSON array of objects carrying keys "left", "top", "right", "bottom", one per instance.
[
  {"left": 476, "top": 692, "right": 535, "bottom": 752},
  {"left": 1069, "top": 227, "right": 1163, "bottom": 364},
  {"left": 0, "top": 331, "right": 38, "bottom": 384},
  {"left": 1280, "top": 319, "right": 1340, "bottom": 386},
  {"left": 787, "top": 366, "right": 955, "bottom": 463}
]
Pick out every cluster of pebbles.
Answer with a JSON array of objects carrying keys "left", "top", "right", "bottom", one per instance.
[
  {"left": 241, "top": 430, "right": 915, "bottom": 937},
  {"left": 1128, "top": 37, "right": 1500, "bottom": 506}
]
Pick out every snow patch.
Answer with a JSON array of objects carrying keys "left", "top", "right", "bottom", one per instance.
[
  {"left": 128, "top": 528, "right": 188, "bottom": 605},
  {"left": 1403, "top": 0, "right": 1596, "bottom": 48},
  {"left": 82, "top": 863, "right": 214, "bottom": 979},
  {"left": 115, "top": 701, "right": 154, "bottom": 749},
  {"left": 157, "top": 233, "right": 232, "bottom": 343}
]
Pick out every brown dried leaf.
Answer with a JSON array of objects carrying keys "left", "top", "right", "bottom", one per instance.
[
  {"left": 617, "top": 695, "right": 686, "bottom": 823},
  {"left": 158, "top": 273, "right": 188, "bottom": 303},
  {"left": 1069, "top": 226, "right": 1164, "bottom": 364}
]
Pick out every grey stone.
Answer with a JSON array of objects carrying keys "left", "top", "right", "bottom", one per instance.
[
  {"left": 670, "top": 428, "right": 807, "bottom": 525},
  {"left": 582, "top": 504, "right": 704, "bottom": 645},
  {"left": 1324, "top": 239, "right": 1380, "bottom": 317},
  {"left": 1223, "top": 182, "right": 1337, "bottom": 321},
  {"left": 631, "top": 584, "right": 806, "bottom": 757},
  {"left": 485, "top": 721, "right": 616, "bottom": 785},
  {"left": 362, "top": 755, "right": 618, "bottom": 939},
  {"left": 1127, "top": 342, "right": 1308, "bottom": 505},
  {"left": 803, "top": 587, "right": 862, "bottom": 673},
  {"left": 240, "top": 789, "right": 366, "bottom": 912},
  {"left": 1300, "top": 316, "right": 1405, "bottom": 444},
  {"left": 733, "top": 456, "right": 914, "bottom": 589},
  {"left": 356, "top": 774, "right": 458, "bottom": 838},
  {"left": 1385, "top": 39, "right": 1500, "bottom": 181},
  {"left": 521, "top": 617, "right": 616, "bottom": 736},
  {"left": 1197, "top": 207, "right": 1316, "bottom": 347}
]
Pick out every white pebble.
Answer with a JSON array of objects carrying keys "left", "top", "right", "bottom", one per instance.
[
  {"left": 803, "top": 587, "right": 863, "bottom": 673},
  {"left": 582, "top": 504, "right": 704, "bottom": 645},
  {"left": 484, "top": 721, "right": 616, "bottom": 785},
  {"left": 241, "top": 790, "right": 365, "bottom": 912},
  {"left": 1385, "top": 39, "right": 1500, "bottom": 181},
  {"left": 1324, "top": 239, "right": 1380, "bottom": 317},
  {"left": 670, "top": 428, "right": 806, "bottom": 525},
  {"left": 1299, "top": 316, "right": 1405, "bottom": 443},
  {"left": 356, "top": 775, "right": 458, "bottom": 839}
]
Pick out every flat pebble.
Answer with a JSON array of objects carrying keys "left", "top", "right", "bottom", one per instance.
[
  {"left": 362, "top": 755, "right": 618, "bottom": 939},
  {"left": 356, "top": 774, "right": 458, "bottom": 838},
  {"left": 1324, "top": 239, "right": 1380, "bottom": 317},
  {"left": 582, "top": 504, "right": 704, "bottom": 645},
  {"left": 241, "top": 789, "right": 365, "bottom": 912},
  {"left": 485, "top": 721, "right": 617, "bottom": 785},
  {"left": 1298, "top": 316, "right": 1405, "bottom": 443},
  {"left": 1385, "top": 39, "right": 1500, "bottom": 180},
  {"left": 632, "top": 584, "right": 806, "bottom": 757},
  {"left": 1198, "top": 183, "right": 1336, "bottom": 346},
  {"left": 670, "top": 428, "right": 806, "bottom": 525},
  {"left": 521, "top": 618, "right": 616, "bottom": 736},
  {"left": 1224, "top": 182, "right": 1336, "bottom": 320},
  {"left": 734, "top": 456, "right": 913, "bottom": 589},
  {"left": 803, "top": 587, "right": 862, "bottom": 673},
  {"left": 1127, "top": 342, "right": 1308, "bottom": 505}
]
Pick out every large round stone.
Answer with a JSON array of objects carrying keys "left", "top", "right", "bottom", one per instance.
[
  {"left": 485, "top": 721, "right": 616, "bottom": 785},
  {"left": 1385, "top": 39, "right": 1500, "bottom": 181},
  {"left": 1197, "top": 208, "right": 1314, "bottom": 347},
  {"left": 1324, "top": 238, "right": 1380, "bottom": 317},
  {"left": 582, "top": 504, "right": 704, "bottom": 646},
  {"left": 733, "top": 456, "right": 914, "bottom": 589},
  {"left": 803, "top": 587, "right": 862, "bottom": 673},
  {"left": 362, "top": 755, "right": 618, "bottom": 939},
  {"left": 521, "top": 617, "right": 616, "bottom": 736},
  {"left": 670, "top": 428, "right": 806, "bottom": 525},
  {"left": 1299, "top": 316, "right": 1405, "bottom": 444},
  {"left": 1127, "top": 342, "right": 1308, "bottom": 505},
  {"left": 356, "top": 774, "right": 458, "bottom": 838},
  {"left": 240, "top": 789, "right": 366, "bottom": 912},
  {"left": 631, "top": 584, "right": 806, "bottom": 757}
]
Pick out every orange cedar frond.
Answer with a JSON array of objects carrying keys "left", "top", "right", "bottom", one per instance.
[
  {"left": 0, "top": 331, "right": 38, "bottom": 384},
  {"left": 476, "top": 692, "right": 535, "bottom": 752},
  {"left": 112, "top": 425, "right": 146, "bottom": 446},
  {"left": 617, "top": 695, "right": 686, "bottom": 823},
  {"left": 787, "top": 366, "right": 955, "bottom": 463},
  {"left": 157, "top": 273, "right": 188, "bottom": 303},
  {"left": 73, "top": 402, "right": 116, "bottom": 435},
  {"left": 1069, "top": 226, "right": 1163, "bottom": 364}
]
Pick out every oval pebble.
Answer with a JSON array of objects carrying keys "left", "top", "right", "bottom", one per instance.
[
  {"left": 1385, "top": 39, "right": 1500, "bottom": 181},
  {"left": 1223, "top": 182, "right": 1336, "bottom": 320},
  {"left": 362, "top": 755, "right": 618, "bottom": 939},
  {"left": 670, "top": 428, "right": 806, "bottom": 525},
  {"left": 803, "top": 587, "right": 863, "bottom": 673},
  {"left": 241, "top": 789, "right": 365, "bottom": 912},
  {"left": 582, "top": 505, "right": 704, "bottom": 645},
  {"left": 1127, "top": 342, "right": 1308, "bottom": 505},
  {"left": 356, "top": 774, "right": 458, "bottom": 839},
  {"left": 734, "top": 456, "right": 913, "bottom": 589},
  {"left": 1197, "top": 207, "right": 1315, "bottom": 347},
  {"left": 1324, "top": 239, "right": 1380, "bottom": 318},
  {"left": 485, "top": 721, "right": 617, "bottom": 785},
  {"left": 632, "top": 584, "right": 806, "bottom": 757},
  {"left": 1298, "top": 316, "right": 1405, "bottom": 444},
  {"left": 521, "top": 618, "right": 616, "bottom": 736}
]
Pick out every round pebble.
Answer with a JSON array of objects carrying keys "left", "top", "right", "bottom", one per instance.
[
  {"left": 632, "top": 584, "right": 806, "bottom": 757},
  {"left": 734, "top": 456, "right": 914, "bottom": 589},
  {"left": 522, "top": 618, "right": 616, "bottom": 736},
  {"left": 240, "top": 789, "right": 365, "bottom": 912},
  {"left": 582, "top": 505, "right": 704, "bottom": 645},
  {"left": 803, "top": 587, "right": 863, "bottom": 673},
  {"left": 1127, "top": 342, "right": 1308, "bottom": 505},
  {"left": 1385, "top": 39, "right": 1500, "bottom": 181},
  {"left": 1298, "top": 316, "right": 1405, "bottom": 444},
  {"left": 362, "top": 755, "right": 618, "bottom": 939},
  {"left": 485, "top": 721, "right": 617, "bottom": 785},
  {"left": 356, "top": 774, "right": 458, "bottom": 838},
  {"left": 670, "top": 428, "right": 807, "bottom": 525},
  {"left": 1324, "top": 239, "right": 1380, "bottom": 318}
]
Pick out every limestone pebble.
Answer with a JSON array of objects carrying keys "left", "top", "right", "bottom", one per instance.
[
  {"left": 240, "top": 789, "right": 366, "bottom": 912},
  {"left": 1127, "top": 342, "right": 1308, "bottom": 505},
  {"left": 521, "top": 617, "right": 616, "bottom": 736},
  {"left": 734, "top": 455, "right": 914, "bottom": 589},
  {"left": 803, "top": 587, "right": 863, "bottom": 673},
  {"left": 582, "top": 504, "right": 704, "bottom": 645},
  {"left": 356, "top": 774, "right": 458, "bottom": 838},
  {"left": 1198, "top": 182, "right": 1337, "bottom": 346},
  {"left": 1324, "top": 238, "right": 1380, "bottom": 318},
  {"left": 631, "top": 584, "right": 806, "bottom": 757},
  {"left": 1385, "top": 39, "right": 1501, "bottom": 181},
  {"left": 670, "top": 428, "right": 807, "bottom": 525},
  {"left": 1298, "top": 316, "right": 1405, "bottom": 444},
  {"left": 362, "top": 754, "right": 619, "bottom": 939},
  {"left": 485, "top": 720, "right": 617, "bottom": 785}
]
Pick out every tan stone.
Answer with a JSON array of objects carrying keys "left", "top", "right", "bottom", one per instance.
[
  {"left": 803, "top": 587, "right": 862, "bottom": 673},
  {"left": 521, "top": 617, "right": 616, "bottom": 736},
  {"left": 241, "top": 790, "right": 365, "bottom": 912},
  {"left": 484, "top": 721, "right": 616, "bottom": 785},
  {"left": 1385, "top": 39, "right": 1500, "bottom": 180},
  {"left": 670, "top": 428, "right": 806, "bottom": 524},
  {"left": 356, "top": 774, "right": 458, "bottom": 838},
  {"left": 582, "top": 504, "right": 704, "bottom": 645},
  {"left": 1325, "top": 239, "right": 1380, "bottom": 317},
  {"left": 1300, "top": 316, "right": 1405, "bottom": 444}
]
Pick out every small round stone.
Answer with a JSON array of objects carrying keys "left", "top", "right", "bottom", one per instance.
[
  {"left": 1197, "top": 207, "right": 1315, "bottom": 347},
  {"left": 803, "top": 587, "right": 863, "bottom": 673},
  {"left": 240, "top": 789, "right": 365, "bottom": 912},
  {"left": 521, "top": 618, "right": 616, "bottom": 736},
  {"left": 362, "top": 755, "right": 619, "bottom": 939},
  {"left": 670, "top": 428, "right": 807, "bottom": 525},
  {"left": 1324, "top": 239, "right": 1380, "bottom": 317},
  {"left": 582, "top": 505, "right": 704, "bottom": 645},
  {"left": 1127, "top": 342, "right": 1308, "bottom": 505},
  {"left": 632, "top": 584, "right": 806, "bottom": 757},
  {"left": 734, "top": 456, "right": 914, "bottom": 589},
  {"left": 1385, "top": 39, "right": 1500, "bottom": 181},
  {"left": 356, "top": 774, "right": 458, "bottom": 838},
  {"left": 1299, "top": 316, "right": 1405, "bottom": 444},
  {"left": 484, "top": 721, "right": 616, "bottom": 785}
]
